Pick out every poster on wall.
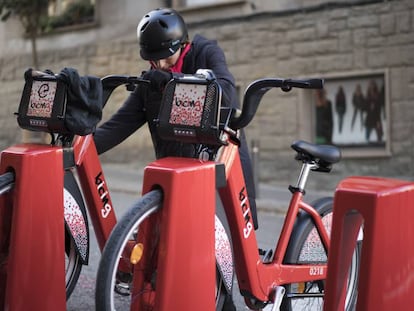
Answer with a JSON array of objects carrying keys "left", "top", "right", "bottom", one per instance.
[{"left": 314, "top": 73, "right": 386, "bottom": 149}]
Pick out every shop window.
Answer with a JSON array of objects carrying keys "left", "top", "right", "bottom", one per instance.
[
  {"left": 173, "top": 0, "right": 236, "bottom": 8},
  {"left": 298, "top": 69, "right": 391, "bottom": 158},
  {"left": 41, "top": 0, "right": 95, "bottom": 33}
]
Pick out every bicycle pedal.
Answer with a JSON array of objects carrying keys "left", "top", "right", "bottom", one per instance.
[{"left": 114, "top": 282, "right": 130, "bottom": 296}]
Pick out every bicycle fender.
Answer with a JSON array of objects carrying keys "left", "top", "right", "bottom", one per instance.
[
  {"left": 287, "top": 195, "right": 363, "bottom": 244},
  {"left": 284, "top": 196, "right": 333, "bottom": 264},
  {"left": 64, "top": 170, "right": 89, "bottom": 265},
  {"left": 215, "top": 214, "right": 233, "bottom": 293}
]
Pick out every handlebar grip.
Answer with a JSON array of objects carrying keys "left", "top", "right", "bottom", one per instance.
[
  {"left": 306, "top": 78, "right": 324, "bottom": 89},
  {"left": 231, "top": 77, "right": 324, "bottom": 129},
  {"left": 283, "top": 78, "right": 324, "bottom": 90},
  {"left": 101, "top": 75, "right": 149, "bottom": 107}
]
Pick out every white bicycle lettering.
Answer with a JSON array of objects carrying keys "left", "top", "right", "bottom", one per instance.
[{"left": 309, "top": 266, "right": 324, "bottom": 276}]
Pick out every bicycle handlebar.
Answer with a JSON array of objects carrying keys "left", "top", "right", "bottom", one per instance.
[
  {"left": 99, "top": 75, "right": 323, "bottom": 132},
  {"left": 231, "top": 78, "right": 324, "bottom": 130},
  {"left": 100, "top": 75, "right": 149, "bottom": 108}
]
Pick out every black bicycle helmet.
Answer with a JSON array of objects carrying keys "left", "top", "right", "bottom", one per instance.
[{"left": 137, "top": 8, "right": 188, "bottom": 61}]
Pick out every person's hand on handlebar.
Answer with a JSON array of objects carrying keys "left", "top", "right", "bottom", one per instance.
[{"left": 141, "top": 69, "right": 172, "bottom": 92}]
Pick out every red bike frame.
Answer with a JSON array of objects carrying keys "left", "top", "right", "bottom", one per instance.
[
  {"left": 217, "top": 142, "right": 330, "bottom": 303},
  {"left": 0, "top": 75, "right": 142, "bottom": 310},
  {"left": 127, "top": 139, "right": 332, "bottom": 310},
  {"left": 0, "top": 144, "right": 66, "bottom": 310},
  {"left": 93, "top": 76, "right": 335, "bottom": 310},
  {"left": 0, "top": 135, "right": 117, "bottom": 310},
  {"left": 71, "top": 135, "right": 118, "bottom": 251}
]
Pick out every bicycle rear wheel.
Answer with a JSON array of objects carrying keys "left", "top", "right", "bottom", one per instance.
[{"left": 281, "top": 197, "right": 360, "bottom": 311}]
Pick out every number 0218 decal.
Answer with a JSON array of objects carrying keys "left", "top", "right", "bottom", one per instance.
[{"left": 309, "top": 266, "right": 324, "bottom": 276}]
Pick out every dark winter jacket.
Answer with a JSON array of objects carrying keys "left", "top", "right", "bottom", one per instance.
[{"left": 94, "top": 34, "right": 258, "bottom": 228}]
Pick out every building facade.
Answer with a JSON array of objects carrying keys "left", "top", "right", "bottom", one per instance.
[{"left": 0, "top": 0, "right": 413, "bottom": 191}]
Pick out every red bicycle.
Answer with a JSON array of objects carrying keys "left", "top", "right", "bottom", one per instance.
[
  {"left": 0, "top": 70, "right": 148, "bottom": 309},
  {"left": 95, "top": 72, "right": 361, "bottom": 310}
]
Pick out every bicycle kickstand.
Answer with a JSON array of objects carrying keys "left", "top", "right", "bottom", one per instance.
[{"left": 271, "top": 286, "right": 286, "bottom": 311}]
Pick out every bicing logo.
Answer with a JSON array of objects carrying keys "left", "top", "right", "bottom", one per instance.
[
  {"left": 27, "top": 81, "right": 56, "bottom": 118},
  {"left": 239, "top": 187, "right": 253, "bottom": 238},
  {"left": 95, "top": 172, "right": 112, "bottom": 218}
]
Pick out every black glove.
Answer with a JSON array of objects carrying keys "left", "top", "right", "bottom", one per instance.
[{"left": 141, "top": 69, "right": 172, "bottom": 92}]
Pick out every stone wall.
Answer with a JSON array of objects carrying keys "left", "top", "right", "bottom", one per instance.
[
  {"left": 0, "top": 0, "right": 413, "bottom": 191},
  {"left": 190, "top": 0, "right": 414, "bottom": 190}
]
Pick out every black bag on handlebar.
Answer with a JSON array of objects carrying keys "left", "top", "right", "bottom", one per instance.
[
  {"left": 17, "top": 68, "right": 103, "bottom": 136},
  {"left": 156, "top": 70, "right": 225, "bottom": 146}
]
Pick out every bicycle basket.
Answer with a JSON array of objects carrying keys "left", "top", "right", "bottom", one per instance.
[
  {"left": 17, "top": 68, "right": 103, "bottom": 136},
  {"left": 156, "top": 70, "right": 224, "bottom": 146},
  {"left": 17, "top": 71, "right": 68, "bottom": 134}
]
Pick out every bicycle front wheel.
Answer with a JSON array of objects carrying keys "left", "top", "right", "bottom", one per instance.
[
  {"left": 0, "top": 172, "right": 82, "bottom": 299},
  {"left": 0, "top": 171, "right": 82, "bottom": 300},
  {"left": 281, "top": 197, "right": 360, "bottom": 311},
  {"left": 96, "top": 188, "right": 230, "bottom": 310},
  {"left": 0, "top": 172, "right": 14, "bottom": 195},
  {"left": 65, "top": 228, "right": 82, "bottom": 299},
  {"left": 96, "top": 189, "right": 163, "bottom": 310}
]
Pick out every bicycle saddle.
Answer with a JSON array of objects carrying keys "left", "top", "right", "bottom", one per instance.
[{"left": 291, "top": 140, "right": 341, "bottom": 165}]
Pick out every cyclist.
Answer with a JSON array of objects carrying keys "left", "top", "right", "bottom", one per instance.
[{"left": 94, "top": 7, "right": 258, "bottom": 232}]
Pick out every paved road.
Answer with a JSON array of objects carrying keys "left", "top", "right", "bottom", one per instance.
[{"left": 66, "top": 163, "right": 330, "bottom": 310}]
